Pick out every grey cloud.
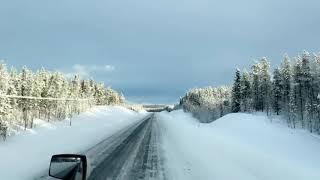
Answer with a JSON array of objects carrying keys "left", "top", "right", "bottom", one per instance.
[{"left": 1, "top": 0, "right": 320, "bottom": 104}]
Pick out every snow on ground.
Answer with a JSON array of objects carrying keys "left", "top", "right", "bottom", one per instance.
[
  {"left": 158, "top": 110, "right": 320, "bottom": 180},
  {"left": 0, "top": 106, "right": 147, "bottom": 180}
]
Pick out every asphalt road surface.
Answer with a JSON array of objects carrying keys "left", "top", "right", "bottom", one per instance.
[
  {"left": 87, "top": 113, "right": 166, "bottom": 180},
  {"left": 39, "top": 113, "right": 167, "bottom": 180}
]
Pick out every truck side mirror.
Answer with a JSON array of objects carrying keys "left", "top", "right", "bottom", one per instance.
[{"left": 49, "top": 154, "right": 87, "bottom": 180}]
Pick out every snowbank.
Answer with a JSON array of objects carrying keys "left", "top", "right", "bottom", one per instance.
[
  {"left": 0, "top": 106, "right": 147, "bottom": 180},
  {"left": 158, "top": 110, "right": 320, "bottom": 180}
]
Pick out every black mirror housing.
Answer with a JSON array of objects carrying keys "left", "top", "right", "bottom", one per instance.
[{"left": 49, "top": 154, "right": 87, "bottom": 180}]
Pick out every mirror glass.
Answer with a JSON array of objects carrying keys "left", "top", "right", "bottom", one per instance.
[{"left": 49, "top": 156, "right": 84, "bottom": 180}]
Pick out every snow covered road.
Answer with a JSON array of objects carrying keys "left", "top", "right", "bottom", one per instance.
[
  {"left": 37, "top": 112, "right": 166, "bottom": 180},
  {"left": 87, "top": 113, "right": 166, "bottom": 180}
]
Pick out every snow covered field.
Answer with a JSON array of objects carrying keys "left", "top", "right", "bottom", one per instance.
[
  {"left": 0, "top": 106, "right": 146, "bottom": 180},
  {"left": 158, "top": 111, "right": 320, "bottom": 180},
  {"left": 1, "top": 106, "right": 319, "bottom": 180}
]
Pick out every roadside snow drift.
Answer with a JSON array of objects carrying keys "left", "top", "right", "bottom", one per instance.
[
  {"left": 0, "top": 106, "right": 147, "bottom": 180},
  {"left": 158, "top": 111, "right": 320, "bottom": 180}
]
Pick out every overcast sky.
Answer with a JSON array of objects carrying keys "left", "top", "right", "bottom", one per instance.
[{"left": 1, "top": 0, "right": 320, "bottom": 104}]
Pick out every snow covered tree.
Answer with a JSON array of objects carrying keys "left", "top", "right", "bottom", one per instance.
[
  {"left": 0, "top": 62, "right": 123, "bottom": 138},
  {"left": 240, "top": 70, "right": 251, "bottom": 112},
  {"left": 313, "top": 53, "right": 320, "bottom": 133},
  {"left": 231, "top": 69, "right": 241, "bottom": 113},
  {"left": 251, "top": 62, "right": 262, "bottom": 111},
  {"left": 70, "top": 75, "right": 81, "bottom": 115},
  {"left": 316, "top": 94, "right": 320, "bottom": 133},
  {"left": 30, "top": 70, "right": 45, "bottom": 127},
  {"left": 250, "top": 59, "right": 271, "bottom": 113},
  {"left": 293, "top": 58, "right": 304, "bottom": 127},
  {"left": 180, "top": 50, "right": 320, "bottom": 133},
  {"left": 215, "top": 86, "right": 231, "bottom": 117},
  {"left": 305, "top": 99, "right": 313, "bottom": 132},
  {"left": 7, "top": 68, "right": 19, "bottom": 120},
  {"left": 272, "top": 68, "right": 282, "bottom": 115},
  {"left": 260, "top": 58, "right": 272, "bottom": 114},
  {"left": 180, "top": 86, "right": 231, "bottom": 122},
  {"left": 19, "top": 66, "right": 33, "bottom": 130},
  {"left": 301, "top": 51, "right": 313, "bottom": 127},
  {"left": 279, "top": 54, "right": 292, "bottom": 116},
  {"left": 0, "top": 63, "right": 11, "bottom": 117},
  {"left": 0, "top": 62, "right": 11, "bottom": 140},
  {"left": 94, "top": 82, "right": 107, "bottom": 105},
  {"left": 292, "top": 51, "right": 312, "bottom": 128},
  {"left": 104, "top": 88, "right": 124, "bottom": 105},
  {"left": 288, "top": 89, "right": 298, "bottom": 128}
]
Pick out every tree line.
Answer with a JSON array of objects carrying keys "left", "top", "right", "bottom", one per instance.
[
  {"left": 231, "top": 51, "right": 320, "bottom": 133},
  {"left": 181, "top": 50, "right": 320, "bottom": 134},
  {"left": 0, "top": 62, "right": 124, "bottom": 140},
  {"left": 180, "top": 86, "right": 231, "bottom": 123}
]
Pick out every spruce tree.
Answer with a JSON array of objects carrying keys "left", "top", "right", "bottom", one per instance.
[
  {"left": 0, "top": 63, "right": 11, "bottom": 139},
  {"left": 280, "top": 54, "right": 291, "bottom": 116},
  {"left": 293, "top": 58, "right": 304, "bottom": 126},
  {"left": 240, "top": 70, "right": 251, "bottom": 112},
  {"left": 289, "top": 89, "right": 298, "bottom": 128},
  {"left": 313, "top": 54, "right": 320, "bottom": 133},
  {"left": 301, "top": 51, "right": 313, "bottom": 128},
  {"left": 19, "top": 66, "right": 33, "bottom": 129},
  {"left": 272, "top": 68, "right": 282, "bottom": 115},
  {"left": 260, "top": 58, "right": 272, "bottom": 114},
  {"left": 231, "top": 69, "right": 241, "bottom": 113},
  {"left": 251, "top": 62, "right": 261, "bottom": 111}
]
